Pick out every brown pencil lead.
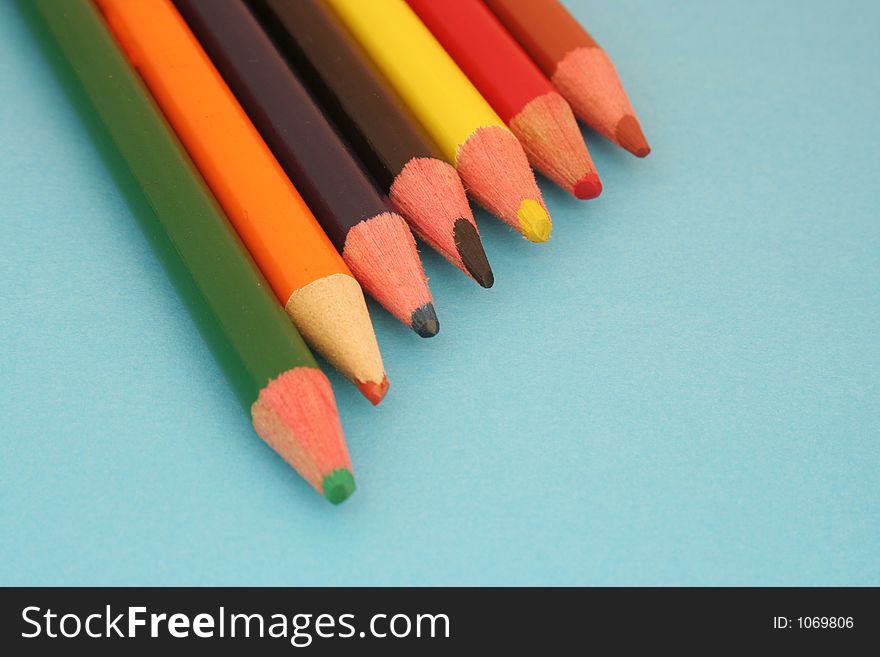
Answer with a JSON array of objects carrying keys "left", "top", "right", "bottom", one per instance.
[
  {"left": 615, "top": 114, "right": 650, "bottom": 158},
  {"left": 453, "top": 217, "right": 494, "bottom": 288}
]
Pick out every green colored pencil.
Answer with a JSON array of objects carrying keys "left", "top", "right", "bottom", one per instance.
[{"left": 23, "top": 0, "right": 355, "bottom": 504}]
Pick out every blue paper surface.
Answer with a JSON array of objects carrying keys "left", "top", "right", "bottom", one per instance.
[{"left": 1, "top": 0, "right": 878, "bottom": 585}]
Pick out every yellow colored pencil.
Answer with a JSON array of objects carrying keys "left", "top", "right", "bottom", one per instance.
[{"left": 327, "top": 0, "right": 551, "bottom": 243}]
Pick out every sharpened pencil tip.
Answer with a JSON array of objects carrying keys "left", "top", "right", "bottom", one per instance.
[
  {"left": 410, "top": 303, "right": 439, "bottom": 338},
  {"left": 322, "top": 468, "right": 356, "bottom": 505},
  {"left": 517, "top": 199, "right": 551, "bottom": 242},
  {"left": 453, "top": 218, "right": 494, "bottom": 288},
  {"left": 615, "top": 114, "right": 650, "bottom": 157},
  {"left": 355, "top": 374, "right": 389, "bottom": 406},
  {"left": 573, "top": 172, "right": 603, "bottom": 200}
]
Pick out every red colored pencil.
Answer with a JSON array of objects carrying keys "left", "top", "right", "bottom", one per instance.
[
  {"left": 408, "top": 0, "right": 600, "bottom": 199},
  {"left": 485, "top": 0, "right": 650, "bottom": 157}
]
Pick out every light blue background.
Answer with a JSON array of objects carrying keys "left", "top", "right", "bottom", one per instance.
[{"left": 1, "top": 0, "right": 877, "bottom": 585}]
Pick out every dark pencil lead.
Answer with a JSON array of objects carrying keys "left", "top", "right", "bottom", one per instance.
[
  {"left": 454, "top": 218, "right": 494, "bottom": 288},
  {"left": 410, "top": 302, "right": 439, "bottom": 338}
]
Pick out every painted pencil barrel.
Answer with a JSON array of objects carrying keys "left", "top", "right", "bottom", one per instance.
[
  {"left": 26, "top": 0, "right": 354, "bottom": 503},
  {"left": 249, "top": 0, "right": 492, "bottom": 286},
  {"left": 484, "top": 0, "right": 650, "bottom": 157},
  {"left": 96, "top": 0, "right": 387, "bottom": 400},
  {"left": 252, "top": 0, "right": 438, "bottom": 193},
  {"left": 175, "top": 0, "right": 436, "bottom": 335},
  {"left": 326, "top": 0, "right": 504, "bottom": 164},
  {"left": 406, "top": 0, "right": 600, "bottom": 199},
  {"left": 326, "top": 0, "right": 551, "bottom": 242}
]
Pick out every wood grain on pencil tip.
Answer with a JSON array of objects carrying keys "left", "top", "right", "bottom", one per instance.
[
  {"left": 251, "top": 0, "right": 493, "bottom": 286},
  {"left": 26, "top": 0, "right": 354, "bottom": 503},
  {"left": 177, "top": 0, "right": 436, "bottom": 336},
  {"left": 457, "top": 125, "right": 551, "bottom": 243},
  {"left": 96, "top": 0, "right": 388, "bottom": 403},
  {"left": 285, "top": 272, "right": 389, "bottom": 403},
  {"left": 390, "top": 156, "right": 494, "bottom": 287},
  {"left": 253, "top": 368, "right": 355, "bottom": 504},
  {"left": 485, "top": 0, "right": 650, "bottom": 157},
  {"left": 407, "top": 0, "right": 601, "bottom": 199},
  {"left": 327, "top": 0, "right": 551, "bottom": 243}
]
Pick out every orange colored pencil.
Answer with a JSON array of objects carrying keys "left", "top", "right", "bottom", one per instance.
[{"left": 95, "top": 0, "right": 388, "bottom": 404}]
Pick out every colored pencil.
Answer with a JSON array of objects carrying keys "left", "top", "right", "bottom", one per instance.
[
  {"left": 327, "top": 0, "right": 552, "bottom": 244},
  {"left": 24, "top": 0, "right": 354, "bottom": 504},
  {"left": 94, "top": 0, "right": 389, "bottom": 404},
  {"left": 484, "top": 0, "right": 650, "bottom": 157},
  {"left": 173, "top": 0, "right": 437, "bottom": 337},
  {"left": 407, "top": 0, "right": 600, "bottom": 200},
  {"left": 250, "top": 0, "right": 494, "bottom": 288}
]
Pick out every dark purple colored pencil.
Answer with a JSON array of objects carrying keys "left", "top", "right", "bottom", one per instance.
[{"left": 173, "top": 0, "right": 437, "bottom": 337}]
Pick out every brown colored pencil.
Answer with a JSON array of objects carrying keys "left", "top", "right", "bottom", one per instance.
[
  {"left": 485, "top": 0, "right": 650, "bottom": 157},
  {"left": 250, "top": 0, "right": 493, "bottom": 286}
]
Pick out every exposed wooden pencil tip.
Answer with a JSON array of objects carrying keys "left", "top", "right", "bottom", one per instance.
[
  {"left": 616, "top": 114, "right": 650, "bottom": 157},
  {"left": 573, "top": 172, "right": 603, "bottom": 200},
  {"left": 509, "top": 91, "right": 600, "bottom": 199},
  {"left": 410, "top": 302, "right": 439, "bottom": 338},
  {"left": 286, "top": 273, "right": 386, "bottom": 402},
  {"left": 251, "top": 368, "right": 352, "bottom": 503},
  {"left": 343, "top": 212, "right": 434, "bottom": 333},
  {"left": 390, "top": 157, "right": 492, "bottom": 286},
  {"left": 456, "top": 125, "right": 549, "bottom": 239},
  {"left": 453, "top": 217, "right": 494, "bottom": 288},
  {"left": 356, "top": 374, "right": 390, "bottom": 406},
  {"left": 551, "top": 46, "right": 649, "bottom": 157}
]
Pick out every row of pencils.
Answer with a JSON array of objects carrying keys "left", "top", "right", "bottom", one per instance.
[{"left": 28, "top": 0, "right": 649, "bottom": 505}]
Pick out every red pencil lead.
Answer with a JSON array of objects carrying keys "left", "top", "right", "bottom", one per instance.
[{"left": 409, "top": 0, "right": 601, "bottom": 199}]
